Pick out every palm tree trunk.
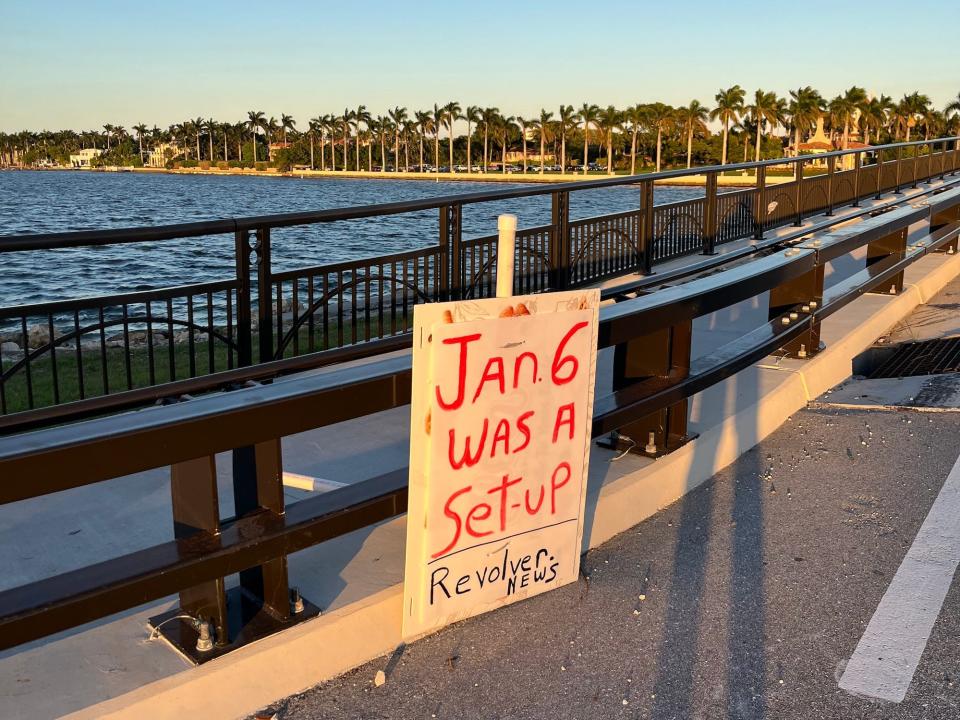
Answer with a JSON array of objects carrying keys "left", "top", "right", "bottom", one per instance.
[
  {"left": 522, "top": 135, "right": 527, "bottom": 173},
  {"left": 561, "top": 134, "right": 566, "bottom": 174},
  {"left": 607, "top": 134, "right": 613, "bottom": 175},
  {"left": 754, "top": 123, "right": 762, "bottom": 163},
  {"left": 502, "top": 136, "right": 507, "bottom": 174},
  {"left": 320, "top": 136, "right": 325, "bottom": 170},
  {"left": 483, "top": 127, "right": 489, "bottom": 173},
  {"left": 466, "top": 122, "right": 472, "bottom": 172},
  {"left": 419, "top": 135, "right": 424, "bottom": 171},
  {"left": 252, "top": 132, "right": 257, "bottom": 163},
  {"left": 794, "top": 126, "right": 800, "bottom": 158},
  {"left": 656, "top": 128, "right": 662, "bottom": 173},
  {"left": 404, "top": 140, "right": 409, "bottom": 172},
  {"left": 721, "top": 122, "right": 729, "bottom": 165},
  {"left": 434, "top": 134, "right": 439, "bottom": 173},
  {"left": 209, "top": 134, "right": 214, "bottom": 162},
  {"left": 223, "top": 132, "right": 228, "bottom": 162},
  {"left": 540, "top": 135, "right": 546, "bottom": 174},
  {"left": 686, "top": 127, "right": 693, "bottom": 169},
  {"left": 448, "top": 126, "right": 454, "bottom": 170},
  {"left": 310, "top": 135, "right": 315, "bottom": 169},
  {"left": 395, "top": 132, "right": 400, "bottom": 172},
  {"left": 630, "top": 128, "right": 637, "bottom": 175},
  {"left": 843, "top": 120, "right": 850, "bottom": 151},
  {"left": 582, "top": 125, "right": 589, "bottom": 174}
]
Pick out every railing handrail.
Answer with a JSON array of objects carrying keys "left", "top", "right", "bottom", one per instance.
[{"left": 1, "top": 136, "right": 957, "bottom": 251}]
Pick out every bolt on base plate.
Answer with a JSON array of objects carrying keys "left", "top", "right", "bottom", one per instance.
[
  {"left": 595, "top": 431, "right": 698, "bottom": 459},
  {"left": 149, "top": 586, "right": 320, "bottom": 665}
]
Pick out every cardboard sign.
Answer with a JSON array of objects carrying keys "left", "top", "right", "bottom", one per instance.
[{"left": 402, "top": 289, "right": 600, "bottom": 639}]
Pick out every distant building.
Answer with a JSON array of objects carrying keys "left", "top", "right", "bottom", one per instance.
[
  {"left": 788, "top": 117, "right": 869, "bottom": 170},
  {"left": 146, "top": 142, "right": 181, "bottom": 168},
  {"left": 69, "top": 148, "right": 103, "bottom": 168}
]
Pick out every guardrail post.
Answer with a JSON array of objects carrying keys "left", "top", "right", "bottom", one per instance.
[
  {"left": 866, "top": 227, "right": 908, "bottom": 295},
  {"left": 875, "top": 149, "right": 884, "bottom": 200},
  {"left": 752, "top": 165, "right": 766, "bottom": 239},
  {"left": 940, "top": 140, "right": 947, "bottom": 181},
  {"left": 910, "top": 145, "right": 930, "bottom": 189},
  {"left": 702, "top": 171, "right": 718, "bottom": 255},
  {"left": 601, "top": 316, "right": 693, "bottom": 458},
  {"left": 769, "top": 249, "right": 825, "bottom": 358},
  {"left": 232, "top": 439, "right": 296, "bottom": 623},
  {"left": 794, "top": 159, "right": 804, "bottom": 226},
  {"left": 930, "top": 203, "right": 960, "bottom": 254},
  {"left": 235, "top": 229, "right": 254, "bottom": 367},
  {"left": 439, "top": 203, "right": 462, "bottom": 300},
  {"left": 152, "top": 455, "right": 230, "bottom": 654},
  {"left": 550, "top": 191, "right": 571, "bottom": 289},
  {"left": 894, "top": 145, "right": 903, "bottom": 194},
  {"left": 825, "top": 155, "right": 835, "bottom": 216},
  {"left": 255, "top": 227, "right": 273, "bottom": 362},
  {"left": 852, "top": 151, "right": 862, "bottom": 207},
  {"left": 639, "top": 180, "right": 655, "bottom": 274}
]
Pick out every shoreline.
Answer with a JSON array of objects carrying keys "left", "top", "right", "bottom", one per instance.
[{"left": 2, "top": 165, "right": 794, "bottom": 187}]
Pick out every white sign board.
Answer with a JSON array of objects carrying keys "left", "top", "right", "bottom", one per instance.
[{"left": 402, "top": 289, "right": 600, "bottom": 639}]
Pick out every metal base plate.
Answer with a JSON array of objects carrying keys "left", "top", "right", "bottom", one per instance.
[
  {"left": 149, "top": 587, "right": 320, "bottom": 665},
  {"left": 595, "top": 431, "right": 698, "bottom": 459}
]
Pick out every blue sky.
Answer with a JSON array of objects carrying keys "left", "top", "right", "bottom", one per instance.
[{"left": 2, "top": 0, "right": 958, "bottom": 132}]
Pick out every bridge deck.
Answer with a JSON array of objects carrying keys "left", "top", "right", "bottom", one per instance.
[{"left": 0, "top": 181, "right": 957, "bottom": 719}]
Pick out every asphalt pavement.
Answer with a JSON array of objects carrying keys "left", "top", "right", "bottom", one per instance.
[{"left": 250, "top": 403, "right": 960, "bottom": 720}]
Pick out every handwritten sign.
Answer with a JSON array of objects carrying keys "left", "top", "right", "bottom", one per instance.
[{"left": 402, "top": 289, "right": 600, "bottom": 639}]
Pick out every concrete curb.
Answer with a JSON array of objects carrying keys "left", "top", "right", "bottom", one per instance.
[{"left": 63, "top": 250, "right": 960, "bottom": 720}]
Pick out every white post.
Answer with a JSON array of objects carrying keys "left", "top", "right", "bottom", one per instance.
[{"left": 496, "top": 214, "right": 517, "bottom": 298}]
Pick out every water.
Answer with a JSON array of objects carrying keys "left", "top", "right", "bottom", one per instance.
[{"left": 0, "top": 170, "right": 703, "bottom": 307}]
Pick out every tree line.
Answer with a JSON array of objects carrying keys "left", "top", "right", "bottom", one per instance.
[{"left": 3, "top": 87, "right": 959, "bottom": 174}]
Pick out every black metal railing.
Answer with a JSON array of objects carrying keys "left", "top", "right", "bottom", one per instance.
[
  {"left": 1, "top": 137, "right": 958, "bottom": 428},
  {"left": 1, "top": 181, "right": 958, "bottom": 658}
]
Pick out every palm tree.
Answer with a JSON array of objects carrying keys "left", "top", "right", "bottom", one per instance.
[
  {"left": 308, "top": 117, "right": 321, "bottom": 169},
  {"left": 859, "top": 95, "right": 891, "bottom": 146},
  {"left": 464, "top": 106, "right": 481, "bottom": 171},
  {"left": 676, "top": 100, "right": 708, "bottom": 169},
  {"left": 537, "top": 109, "right": 554, "bottom": 173},
  {"left": 353, "top": 106, "right": 371, "bottom": 170},
  {"left": 711, "top": 85, "right": 745, "bottom": 165},
  {"left": 623, "top": 105, "right": 645, "bottom": 175},
  {"left": 246, "top": 111, "right": 264, "bottom": 163},
  {"left": 443, "top": 102, "right": 461, "bottom": 170},
  {"left": 579, "top": 103, "right": 600, "bottom": 174},
  {"left": 647, "top": 103, "right": 674, "bottom": 172},
  {"left": 280, "top": 114, "right": 296, "bottom": 145},
  {"left": 597, "top": 105, "right": 622, "bottom": 175},
  {"left": 515, "top": 116, "right": 530, "bottom": 173},
  {"left": 745, "top": 89, "right": 781, "bottom": 162},
  {"left": 373, "top": 115, "right": 389, "bottom": 171},
  {"left": 132, "top": 123, "right": 148, "bottom": 163},
  {"left": 103, "top": 124, "right": 114, "bottom": 151},
  {"left": 415, "top": 110, "right": 432, "bottom": 172},
  {"left": 389, "top": 106, "right": 408, "bottom": 172},
  {"left": 496, "top": 115, "right": 515, "bottom": 173},
  {"left": 480, "top": 107, "right": 500, "bottom": 173},
  {"left": 557, "top": 105, "right": 576, "bottom": 173},
  {"left": 190, "top": 117, "right": 204, "bottom": 160},
  {"left": 204, "top": 118, "right": 217, "bottom": 162},
  {"left": 947, "top": 92, "right": 960, "bottom": 120},
  {"left": 787, "top": 86, "right": 823, "bottom": 156},
  {"left": 430, "top": 104, "right": 444, "bottom": 172}
]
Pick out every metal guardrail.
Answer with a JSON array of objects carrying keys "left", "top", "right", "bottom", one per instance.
[
  {"left": 0, "top": 181, "right": 959, "bottom": 659},
  {"left": 0, "top": 138, "right": 958, "bottom": 430}
]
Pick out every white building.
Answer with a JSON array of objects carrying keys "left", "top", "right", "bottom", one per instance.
[
  {"left": 69, "top": 148, "right": 103, "bottom": 168},
  {"left": 146, "top": 142, "right": 181, "bottom": 168}
]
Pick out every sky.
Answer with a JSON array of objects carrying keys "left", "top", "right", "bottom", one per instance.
[{"left": 2, "top": 0, "right": 959, "bottom": 133}]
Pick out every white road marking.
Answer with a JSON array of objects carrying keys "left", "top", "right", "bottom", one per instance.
[{"left": 838, "top": 450, "right": 960, "bottom": 702}]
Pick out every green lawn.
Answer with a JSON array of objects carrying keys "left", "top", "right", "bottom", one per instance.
[{"left": 1, "top": 315, "right": 402, "bottom": 416}]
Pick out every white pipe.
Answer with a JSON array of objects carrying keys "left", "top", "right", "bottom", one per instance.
[{"left": 496, "top": 214, "right": 517, "bottom": 298}]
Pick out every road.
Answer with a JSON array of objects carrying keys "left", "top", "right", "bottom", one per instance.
[{"left": 251, "top": 403, "right": 960, "bottom": 720}]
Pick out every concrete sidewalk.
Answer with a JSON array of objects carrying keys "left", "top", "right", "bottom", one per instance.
[{"left": 256, "top": 404, "right": 960, "bottom": 720}]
